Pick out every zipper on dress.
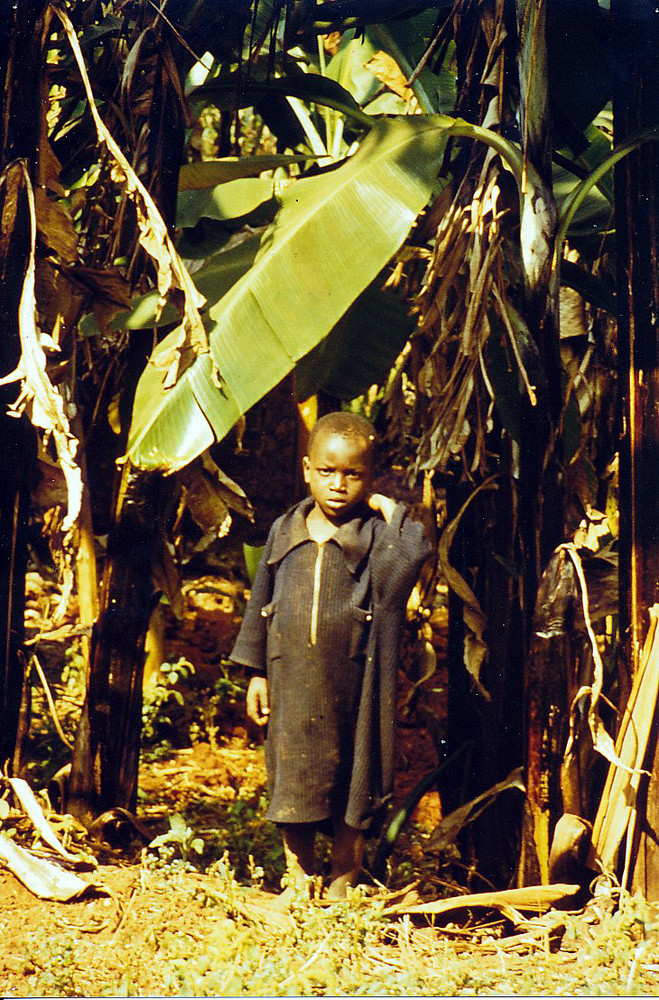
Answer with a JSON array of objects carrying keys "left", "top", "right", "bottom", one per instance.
[{"left": 309, "top": 543, "right": 325, "bottom": 645}]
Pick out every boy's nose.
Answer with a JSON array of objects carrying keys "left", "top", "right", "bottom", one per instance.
[{"left": 329, "top": 471, "right": 346, "bottom": 489}]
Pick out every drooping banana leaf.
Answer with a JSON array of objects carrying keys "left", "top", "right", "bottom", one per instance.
[
  {"left": 84, "top": 243, "right": 414, "bottom": 401},
  {"left": 311, "top": 0, "right": 444, "bottom": 32},
  {"left": 189, "top": 71, "right": 373, "bottom": 129},
  {"left": 127, "top": 116, "right": 448, "bottom": 471}
]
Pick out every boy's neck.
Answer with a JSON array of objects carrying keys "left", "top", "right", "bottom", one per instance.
[{"left": 305, "top": 503, "right": 341, "bottom": 543}]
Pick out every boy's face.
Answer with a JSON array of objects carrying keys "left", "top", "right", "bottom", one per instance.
[{"left": 303, "top": 431, "right": 372, "bottom": 522}]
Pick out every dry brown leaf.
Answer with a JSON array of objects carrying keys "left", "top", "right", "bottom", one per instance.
[
  {"left": 365, "top": 51, "right": 419, "bottom": 111},
  {"left": 152, "top": 539, "right": 184, "bottom": 618},
  {"left": 489, "top": 911, "right": 567, "bottom": 952},
  {"left": 34, "top": 187, "right": 78, "bottom": 263},
  {"left": 148, "top": 324, "right": 187, "bottom": 388},
  {"left": 62, "top": 265, "right": 133, "bottom": 334},
  {"left": 429, "top": 767, "right": 525, "bottom": 853},
  {"left": 56, "top": 8, "right": 209, "bottom": 382},
  {"left": 37, "top": 133, "right": 66, "bottom": 197},
  {"left": 34, "top": 260, "right": 82, "bottom": 349},
  {"left": 437, "top": 477, "right": 499, "bottom": 698},
  {"left": 561, "top": 543, "right": 641, "bottom": 778}
]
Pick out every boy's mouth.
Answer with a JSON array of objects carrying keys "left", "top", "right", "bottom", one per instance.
[{"left": 325, "top": 496, "right": 351, "bottom": 510}]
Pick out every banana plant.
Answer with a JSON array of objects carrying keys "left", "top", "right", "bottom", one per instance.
[{"left": 127, "top": 115, "right": 450, "bottom": 470}]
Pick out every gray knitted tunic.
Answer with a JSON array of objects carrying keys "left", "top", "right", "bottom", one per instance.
[{"left": 231, "top": 497, "right": 431, "bottom": 831}]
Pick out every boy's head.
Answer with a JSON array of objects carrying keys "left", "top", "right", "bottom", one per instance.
[{"left": 303, "top": 412, "right": 375, "bottom": 522}]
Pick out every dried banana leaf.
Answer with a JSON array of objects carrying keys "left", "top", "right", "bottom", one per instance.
[
  {"left": 384, "top": 882, "right": 581, "bottom": 917},
  {"left": 590, "top": 604, "right": 659, "bottom": 875},
  {"left": 0, "top": 835, "right": 94, "bottom": 901}
]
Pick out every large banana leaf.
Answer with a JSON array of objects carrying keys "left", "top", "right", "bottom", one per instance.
[
  {"left": 127, "top": 116, "right": 447, "bottom": 471},
  {"left": 178, "top": 154, "right": 313, "bottom": 191},
  {"left": 176, "top": 177, "right": 276, "bottom": 228}
]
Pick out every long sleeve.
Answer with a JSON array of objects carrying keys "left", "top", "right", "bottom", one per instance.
[
  {"left": 372, "top": 503, "right": 433, "bottom": 609},
  {"left": 229, "top": 527, "right": 276, "bottom": 675}
]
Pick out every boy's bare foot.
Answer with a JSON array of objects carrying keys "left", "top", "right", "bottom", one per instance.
[
  {"left": 326, "top": 874, "right": 351, "bottom": 900},
  {"left": 328, "top": 818, "right": 364, "bottom": 899}
]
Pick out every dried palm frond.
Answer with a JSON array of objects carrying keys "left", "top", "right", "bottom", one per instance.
[{"left": 385, "top": 0, "right": 521, "bottom": 482}]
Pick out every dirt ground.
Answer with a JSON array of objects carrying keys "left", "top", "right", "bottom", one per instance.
[
  {"left": 2, "top": 730, "right": 659, "bottom": 997},
  {"left": 3, "top": 573, "right": 659, "bottom": 996}
]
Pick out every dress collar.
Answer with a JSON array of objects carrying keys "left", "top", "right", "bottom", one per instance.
[{"left": 267, "top": 497, "right": 376, "bottom": 574}]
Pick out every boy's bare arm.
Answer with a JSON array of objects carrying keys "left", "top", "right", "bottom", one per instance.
[
  {"left": 368, "top": 493, "right": 397, "bottom": 523},
  {"left": 247, "top": 675, "right": 270, "bottom": 726}
]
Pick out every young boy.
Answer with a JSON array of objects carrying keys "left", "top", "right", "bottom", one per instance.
[{"left": 230, "top": 412, "right": 431, "bottom": 898}]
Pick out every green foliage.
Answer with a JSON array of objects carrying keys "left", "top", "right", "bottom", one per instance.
[
  {"left": 142, "top": 657, "right": 195, "bottom": 747},
  {"left": 189, "top": 70, "right": 373, "bottom": 128},
  {"left": 18, "top": 935, "right": 82, "bottom": 997},
  {"left": 295, "top": 269, "right": 415, "bottom": 401},
  {"left": 178, "top": 154, "right": 313, "bottom": 191},
  {"left": 204, "top": 794, "right": 286, "bottom": 889},
  {"left": 190, "top": 662, "right": 248, "bottom": 749},
  {"left": 13, "top": 882, "right": 658, "bottom": 997},
  {"left": 176, "top": 177, "right": 277, "bottom": 228},
  {"left": 146, "top": 812, "right": 205, "bottom": 868}
]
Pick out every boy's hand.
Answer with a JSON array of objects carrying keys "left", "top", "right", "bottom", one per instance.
[
  {"left": 247, "top": 675, "right": 270, "bottom": 726},
  {"left": 368, "top": 493, "right": 397, "bottom": 524}
]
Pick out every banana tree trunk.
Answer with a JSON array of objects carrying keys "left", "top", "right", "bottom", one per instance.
[
  {"left": 443, "top": 465, "right": 525, "bottom": 885},
  {"left": 515, "top": 0, "right": 567, "bottom": 886},
  {"left": 68, "top": 19, "right": 186, "bottom": 823},
  {"left": 0, "top": 0, "right": 47, "bottom": 768},
  {"left": 516, "top": 0, "right": 562, "bottom": 611},
  {"left": 68, "top": 464, "right": 165, "bottom": 823},
  {"left": 612, "top": 0, "right": 659, "bottom": 898}
]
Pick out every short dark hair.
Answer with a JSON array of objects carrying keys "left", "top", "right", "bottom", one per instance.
[{"left": 307, "top": 412, "right": 376, "bottom": 464}]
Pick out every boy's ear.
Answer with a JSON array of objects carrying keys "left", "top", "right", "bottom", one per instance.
[{"left": 302, "top": 455, "right": 311, "bottom": 484}]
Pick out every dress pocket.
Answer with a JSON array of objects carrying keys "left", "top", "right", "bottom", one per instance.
[
  {"left": 260, "top": 601, "right": 282, "bottom": 661},
  {"left": 349, "top": 605, "right": 373, "bottom": 661}
]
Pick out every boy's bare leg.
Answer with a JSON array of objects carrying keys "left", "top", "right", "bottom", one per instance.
[
  {"left": 327, "top": 817, "right": 365, "bottom": 899},
  {"left": 281, "top": 822, "right": 316, "bottom": 896}
]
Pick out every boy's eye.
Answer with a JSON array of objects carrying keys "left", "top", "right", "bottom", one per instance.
[{"left": 314, "top": 467, "right": 364, "bottom": 480}]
